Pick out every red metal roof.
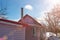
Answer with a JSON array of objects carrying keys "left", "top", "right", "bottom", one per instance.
[
  {"left": 19, "top": 14, "right": 41, "bottom": 26},
  {"left": 0, "top": 14, "right": 42, "bottom": 27},
  {"left": 0, "top": 19, "right": 22, "bottom": 25},
  {"left": 0, "top": 18, "right": 30, "bottom": 27}
]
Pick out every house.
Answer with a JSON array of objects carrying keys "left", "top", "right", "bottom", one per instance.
[{"left": 0, "top": 14, "right": 42, "bottom": 40}]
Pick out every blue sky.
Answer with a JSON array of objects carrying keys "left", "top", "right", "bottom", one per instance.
[{"left": 0, "top": 0, "right": 60, "bottom": 21}]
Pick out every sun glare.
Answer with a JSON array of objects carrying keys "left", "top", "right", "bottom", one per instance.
[{"left": 49, "top": 0, "right": 60, "bottom": 5}]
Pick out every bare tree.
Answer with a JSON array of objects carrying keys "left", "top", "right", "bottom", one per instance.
[{"left": 44, "top": 5, "right": 60, "bottom": 34}]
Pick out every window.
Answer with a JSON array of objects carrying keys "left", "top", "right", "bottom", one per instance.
[{"left": 32, "top": 27, "right": 36, "bottom": 36}]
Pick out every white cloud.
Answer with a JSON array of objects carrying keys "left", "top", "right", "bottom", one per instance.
[{"left": 25, "top": 5, "right": 33, "bottom": 11}]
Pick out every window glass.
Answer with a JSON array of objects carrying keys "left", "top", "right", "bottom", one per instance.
[{"left": 33, "top": 27, "right": 36, "bottom": 36}]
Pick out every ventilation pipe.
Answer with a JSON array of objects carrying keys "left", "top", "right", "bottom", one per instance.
[{"left": 21, "top": 8, "right": 23, "bottom": 18}]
